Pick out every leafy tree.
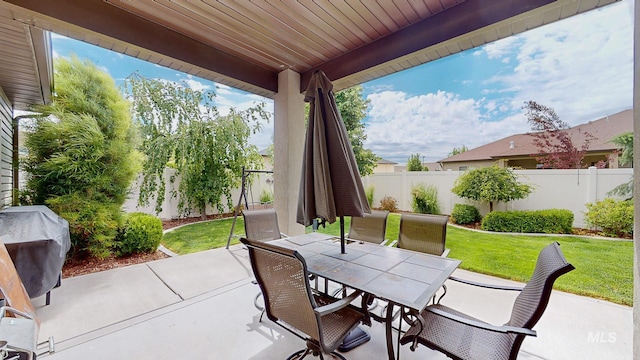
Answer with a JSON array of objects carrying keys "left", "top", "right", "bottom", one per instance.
[
  {"left": 612, "top": 132, "right": 633, "bottom": 167},
  {"left": 524, "top": 101, "right": 596, "bottom": 169},
  {"left": 23, "top": 56, "right": 140, "bottom": 258},
  {"left": 448, "top": 145, "right": 469, "bottom": 157},
  {"left": 335, "top": 86, "right": 379, "bottom": 176},
  {"left": 608, "top": 132, "right": 633, "bottom": 199},
  {"left": 451, "top": 165, "right": 533, "bottom": 212},
  {"left": 407, "top": 153, "right": 427, "bottom": 171},
  {"left": 123, "top": 73, "right": 267, "bottom": 218}
]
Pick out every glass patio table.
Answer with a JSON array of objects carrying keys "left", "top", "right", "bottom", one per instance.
[{"left": 269, "top": 232, "right": 461, "bottom": 360}]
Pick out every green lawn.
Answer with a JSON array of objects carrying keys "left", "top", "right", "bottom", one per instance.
[
  {"left": 162, "top": 217, "right": 245, "bottom": 254},
  {"left": 162, "top": 213, "right": 633, "bottom": 306}
]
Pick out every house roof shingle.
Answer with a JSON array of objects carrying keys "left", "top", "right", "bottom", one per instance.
[{"left": 439, "top": 109, "right": 633, "bottom": 163}]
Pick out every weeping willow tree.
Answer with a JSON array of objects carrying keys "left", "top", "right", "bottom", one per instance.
[
  {"left": 23, "top": 56, "right": 141, "bottom": 258},
  {"left": 123, "top": 73, "right": 267, "bottom": 218}
]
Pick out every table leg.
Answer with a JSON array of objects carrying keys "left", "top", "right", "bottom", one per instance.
[{"left": 385, "top": 302, "right": 396, "bottom": 360}]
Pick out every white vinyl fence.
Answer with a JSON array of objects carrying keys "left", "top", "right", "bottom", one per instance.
[
  {"left": 362, "top": 167, "right": 633, "bottom": 228},
  {"left": 123, "top": 167, "right": 274, "bottom": 220},
  {"left": 124, "top": 167, "right": 632, "bottom": 228}
]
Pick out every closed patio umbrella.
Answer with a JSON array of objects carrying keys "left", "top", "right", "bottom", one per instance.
[{"left": 297, "top": 70, "right": 370, "bottom": 253}]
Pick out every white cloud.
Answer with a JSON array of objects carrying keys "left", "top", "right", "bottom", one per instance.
[
  {"left": 365, "top": 91, "right": 530, "bottom": 163},
  {"left": 364, "top": 0, "right": 633, "bottom": 164},
  {"left": 487, "top": 0, "right": 633, "bottom": 124},
  {"left": 182, "top": 75, "right": 211, "bottom": 92}
]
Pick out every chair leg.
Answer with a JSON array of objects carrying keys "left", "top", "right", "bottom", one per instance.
[
  {"left": 286, "top": 348, "right": 311, "bottom": 360},
  {"left": 285, "top": 347, "right": 347, "bottom": 360},
  {"left": 254, "top": 292, "right": 264, "bottom": 311}
]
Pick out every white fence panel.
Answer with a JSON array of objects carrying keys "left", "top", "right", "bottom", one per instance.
[
  {"left": 123, "top": 168, "right": 274, "bottom": 219},
  {"left": 123, "top": 167, "right": 632, "bottom": 228},
  {"left": 363, "top": 168, "right": 632, "bottom": 228}
]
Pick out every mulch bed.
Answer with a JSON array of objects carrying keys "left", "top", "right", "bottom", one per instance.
[{"left": 62, "top": 213, "right": 236, "bottom": 278}]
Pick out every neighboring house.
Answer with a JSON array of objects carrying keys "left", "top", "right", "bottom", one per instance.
[
  {"left": 394, "top": 162, "right": 442, "bottom": 172},
  {"left": 374, "top": 158, "right": 397, "bottom": 173},
  {"left": 439, "top": 109, "right": 632, "bottom": 171},
  {"left": 259, "top": 148, "right": 273, "bottom": 170},
  {"left": 0, "top": 12, "right": 53, "bottom": 208}
]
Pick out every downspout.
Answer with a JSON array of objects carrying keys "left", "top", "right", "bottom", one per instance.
[{"left": 11, "top": 114, "right": 37, "bottom": 206}]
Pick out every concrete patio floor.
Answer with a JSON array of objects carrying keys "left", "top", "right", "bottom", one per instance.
[{"left": 30, "top": 244, "right": 632, "bottom": 359}]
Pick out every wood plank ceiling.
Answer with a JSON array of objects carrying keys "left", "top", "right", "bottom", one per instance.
[{"left": 0, "top": 0, "right": 620, "bottom": 100}]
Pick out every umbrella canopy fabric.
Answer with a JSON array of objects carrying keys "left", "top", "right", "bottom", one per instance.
[{"left": 297, "top": 70, "right": 370, "bottom": 227}]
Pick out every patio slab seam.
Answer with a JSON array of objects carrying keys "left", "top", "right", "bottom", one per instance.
[
  {"left": 40, "top": 278, "right": 253, "bottom": 356},
  {"left": 145, "top": 262, "right": 184, "bottom": 301}
]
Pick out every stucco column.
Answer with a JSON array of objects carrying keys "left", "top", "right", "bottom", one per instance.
[
  {"left": 633, "top": 1, "right": 639, "bottom": 357},
  {"left": 273, "top": 69, "right": 305, "bottom": 236}
]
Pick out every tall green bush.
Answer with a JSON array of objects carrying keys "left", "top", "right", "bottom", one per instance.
[
  {"left": 116, "top": 212, "right": 163, "bottom": 256},
  {"left": 259, "top": 189, "right": 274, "bottom": 204},
  {"left": 411, "top": 183, "right": 441, "bottom": 214},
  {"left": 365, "top": 185, "right": 375, "bottom": 207},
  {"left": 584, "top": 198, "right": 633, "bottom": 237},
  {"left": 47, "top": 194, "right": 122, "bottom": 259},
  {"left": 24, "top": 57, "right": 140, "bottom": 258}
]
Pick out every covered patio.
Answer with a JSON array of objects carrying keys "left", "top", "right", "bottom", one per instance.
[
  {"left": 0, "top": 0, "right": 637, "bottom": 358},
  {"left": 33, "top": 244, "right": 631, "bottom": 359}
]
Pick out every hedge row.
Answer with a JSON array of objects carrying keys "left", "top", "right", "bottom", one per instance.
[{"left": 481, "top": 209, "right": 573, "bottom": 234}]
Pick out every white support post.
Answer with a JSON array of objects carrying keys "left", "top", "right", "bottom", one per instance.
[{"left": 273, "top": 69, "right": 306, "bottom": 236}]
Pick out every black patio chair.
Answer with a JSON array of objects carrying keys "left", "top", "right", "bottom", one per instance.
[
  {"left": 241, "top": 237, "right": 366, "bottom": 360},
  {"left": 347, "top": 210, "right": 389, "bottom": 245},
  {"left": 400, "top": 242, "right": 574, "bottom": 360},
  {"left": 393, "top": 213, "right": 450, "bottom": 256},
  {"left": 242, "top": 208, "right": 288, "bottom": 315},
  {"left": 243, "top": 208, "right": 287, "bottom": 242}
]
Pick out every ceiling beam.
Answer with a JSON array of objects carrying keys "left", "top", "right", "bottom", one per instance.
[
  {"left": 301, "top": 0, "right": 556, "bottom": 91},
  {"left": 3, "top": 0, "right": 278, "bottom": 93}
]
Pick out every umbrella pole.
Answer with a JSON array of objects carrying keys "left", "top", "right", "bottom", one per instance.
[{"left": 340, "top": 216, "right": 346, "bottom": 254}]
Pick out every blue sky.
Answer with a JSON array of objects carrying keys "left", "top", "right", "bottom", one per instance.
[{"left": 51, "top": 0, "right": 633, "bottom": 164}]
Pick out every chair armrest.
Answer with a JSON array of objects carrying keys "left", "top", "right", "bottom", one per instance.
[
  {"left": 448, "top": 276, "right": 524, "bottom": 291},
  {"left": 425, "top": 307, "right": 537, "bottom": 336},
  {"left": 315, "top": 291, "right": 362, "bottom": 317}
]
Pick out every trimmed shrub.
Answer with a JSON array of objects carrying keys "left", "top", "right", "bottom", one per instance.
[
  {"left": 451, "top": 204, "right": 481, "bottom": 224},
  {"left": 116, "top": 212, "right": 163, "bottom": 256},
  {"left": 481, "top": 209, "right": 573, "bottom": 234},
  {"left": 379, "top": 195, "right": 398, "bottom": 213},
  {"left": 584, "top": 198, "right": 633, "bottom": 237},
  {"left": 411, "top": 183, "right": 441, "bottom": 214}
]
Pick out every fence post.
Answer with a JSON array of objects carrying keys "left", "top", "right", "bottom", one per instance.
[
  {"left": 587, "top": 166, "right": 598, "bottom": 204},
  {"left": 402, "top": 171, "right": 409, "bottom": 211}
]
